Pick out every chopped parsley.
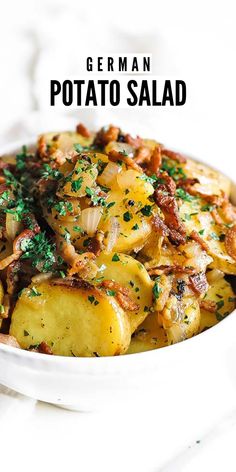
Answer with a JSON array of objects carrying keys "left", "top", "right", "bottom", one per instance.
[
  {"left": 88, "top": 295, "right": 99, "bottom": 305},
  {"left": 106, "top": 290, "right": 116, "bottom": 296},
  {"left": 152, "top": 276, "right": 162, "bottom": 300},
  {"left": 20, "top": 232, "right": 56, "bottom": 272},
  {"left": 123, "top": 211, "right": 132, "bottom": 222},
  {"left": 41, "top": 163, "right": 63, "bottom": 180},
  {"left": 201, "top": 204, "right": 215, "bottom": 212},
  {"left": 29, "top": 287, "right": 41, "bottom": 298},
  {"left": 175, "top": 188, "right": 195, "bottom": 202},
  {"left": 132, "top": 223, "right": 139, "bottom": 230},
  {"left": 112, "top": 253, "right": 120, "bottom": 262},
  {"left": 71, "top": 177, "right": 83, "bottom": 192},
  {"left": 54, "top": 201, "right": 73, "bottom": 216},
  {"left": 140, "top": 205, "right": 152, "bottom": 216}
]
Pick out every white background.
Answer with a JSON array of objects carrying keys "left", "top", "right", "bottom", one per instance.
[{"left": 0, "top": 0, "right": 236, "bottom": 471}]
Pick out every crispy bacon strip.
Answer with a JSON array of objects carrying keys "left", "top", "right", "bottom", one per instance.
[
  {"left": 108, "top": 150, "right": 143, "bottom": 173},
  {"left": 176, "top": 178, "right": 199, "bottom": 191},
  {"left": 154, "top": 190, "right": 186, "bottom": 235},
  {"left": 190, "top": 230, "right": 209, "bottom": 252},
  {"left": 94, "top": 126, "right": 120, "bottom": 146},
  {"left": 148, "top": 265, "right": 196, "bottom": 276},
  {"left": 152, "top": 214, "right": 169, "bottom": 237},
  {"left": 225, "top": 224, "right": 236, "bottom": 261},
  {"left": 100, "top": 280, "right": 139, "bottom": 312},
  {"left": 37, "top": 136, "right": 48, "bottom": 160},
  {"left": 200, "top": 300, "right": 217, "bottom": 312},
  {"left": 76, "top": 123, "right": 91, "bottom": 138},
  {"left": 38, "top": 341, "right": 53, "bottom": 355},
  {"left": 134, "top": 146, "right": 151, "bottom": 165},
  {"left": 147, "top": 146, "right": 162, "bottom": 175},
  {"left": 56, "top": 236, "right": 96, "bottom": 276},
  {"left": 124, "top": 134, "right": 143, "bottom": 149},
  {"left": 161, "top": 148, "right": 187, "bottom": 163},
  {"left": 211, "top": 208, "right": 224, "bottom": 226},
  {"left": 157, "top": 171, "right": 176, "bottom": 196},
  {"left": 221, "top": 201, "right": 236, "bottom": 223},
  {"left": 189, "top": 272, "right": 208, "bottom": 295},
  {"left": 0, "top": 228, "right": 40, "bottom": 271}
]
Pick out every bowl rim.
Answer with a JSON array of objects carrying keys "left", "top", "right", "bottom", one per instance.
[{"left": 0, "top": 136, "right": 235, "bottom": 368}]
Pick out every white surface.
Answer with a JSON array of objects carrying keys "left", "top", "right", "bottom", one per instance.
[{"left": 0, "top": 0, "right": 236, "bottom": 470}]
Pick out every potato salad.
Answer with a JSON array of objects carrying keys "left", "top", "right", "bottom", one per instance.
[{"left": 0, "top": 124, "right": 235, "bottom": 356}]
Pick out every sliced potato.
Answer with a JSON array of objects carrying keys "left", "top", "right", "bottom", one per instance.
[
  {"left": 95, "top": 253, "right": 153, "bottom": 332},
  {"left": 200, "top": 275, "right": 235, "bottom": 331},
  {"left": 126, "top": 312, "right": 168, "bottom": 354},
  {"left": 183, "top": 158, "right": 231, "bottom": 197},
  {"left": 10, "top": 280, "right": 131, "bottom": 357},
  {"left": 99, "top": 182, "right": 154, "bottom": 253},
  {"left": 39, "top": 131, "right": 94, "bottom": 155},
  {"left": 179, "top": 199, "right": 236, "bottom": 274}
]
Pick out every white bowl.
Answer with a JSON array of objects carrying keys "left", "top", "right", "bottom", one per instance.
[{"left": 0, "top": 139, "right": 235, "bottom": 411}]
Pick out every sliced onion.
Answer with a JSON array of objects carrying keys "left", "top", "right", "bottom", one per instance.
[
  {"left": 80, "top": 207, "right": 103, "bottom": 235},
  {"left": 105, "top": 141, "right": 135, "bottom": 157},
  {"left": 31, "top": 272, "right": 53, "bottom": 284},
  {"left": 106, "top": 217, "right": 120, "bottom": 252},
  {"left": 98, "top": 162, "right": 121, "bottom": 187},
  {"left": 5, "top": 213, "right": 22, "bottom": 241}
]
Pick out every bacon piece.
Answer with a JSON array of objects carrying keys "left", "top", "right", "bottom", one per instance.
[
  {"left": 211, "top": 208, "right": 224, "bottom": 226},
  {"left": 108, "top": 150, "right": 143, "bottom": 173},
  {"left": 124, "top": 134, "right": 143, "bottom": 149},
  {"left": 38, "top": 341, "right": 53, "bottom": 355},
  {"left": 148, "top": 265, "right": 196, "bottom": 276},
  {"left": 100, "top": 280, "right": 139, "bottom": 312},
  {"left": 94, "top": 126, "right": 120, "bottom": 146},
  {"left": 200, "top": 300, "right": 217, "bottom": 312},
  {"left": 76, "top": 123, "right": 91, "bottom": 138},
  {"left": 0, "top": 228, "right": 40, "bottom": 270},
  {"left": 157, "top": 171, "right": 176, "bottom": 196},
  {"left": 84, "top": 237, "right": 101, "bottom": 256},
  {"left": 52, "top": 277, "right": 95, "bottom": 291},
  {"left": 37, "top": 136, "right": 48, "bottom": 160},
  {"left": 177, "top": 178, "right": 199, "bottom": 191},
  {"left": 154, "top": 190, "right": 186, "bottom": 235},
  {"left": 190, "top": 230, "right": 209, "bottom": 252},
  {"left": 161, "top": 148, "right": 187, "bottom": 163},
  {"left": 221, "top": 201, "right": 236, "bottom": 223},
  {"left": 134, "top": 146, "right": 151, "bottom": 165},
  {"left": 168, "top": 229, "right": 186, "bottom": 246},
  {"left": 56, "top": 235, "right": 96, "bottom": 277},
  {"left": 147, "top": 146, "right": 162, "bottom": 175},
  {"left": 0, "top": 334, "right": 21, "bottom": 348},
  {"left": 225, "top": 224, "right": 236, "bottom": 261},
  {"left": 152, "top": 214, "right": 169, "bottom": 237},
  {"left": 189, "top": 272, "right": 208, "bottom": 295}
]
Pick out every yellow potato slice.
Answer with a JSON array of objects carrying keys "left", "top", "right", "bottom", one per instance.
[
  {"left": 10, "top": 280, "right": 131, "bottom": 357},
  {"left": 126, "top": 312, "right": 168, "bottom": 354},
  {"left": 200, "top": 274, "right": 235, "bottom": 331},
  {"left": 95, "top": 252, "right": 153, "bottom": 332},
  {"left": 183, "top": 158, "right": 231, "bottom": 197},
  {"left": 179, "top": 199, "right": 236, "bottom": 275}
]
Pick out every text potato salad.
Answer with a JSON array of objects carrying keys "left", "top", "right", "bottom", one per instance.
[{"left": 0, "top": 124, "right": 235, "bottom": 356}]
